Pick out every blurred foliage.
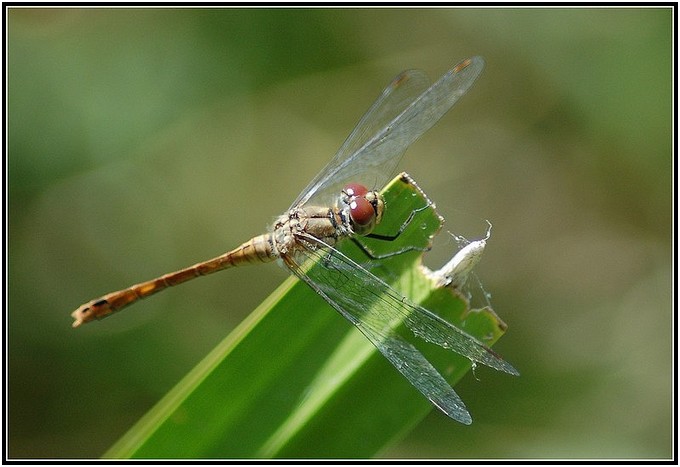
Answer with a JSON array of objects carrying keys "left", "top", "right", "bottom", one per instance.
[{"left": 8, "top": 7, "right": 672, "bottom": 459}]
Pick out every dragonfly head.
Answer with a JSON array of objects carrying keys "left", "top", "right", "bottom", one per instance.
[{"left": 342, "top": 183, "right": 384, "bottom": 236}]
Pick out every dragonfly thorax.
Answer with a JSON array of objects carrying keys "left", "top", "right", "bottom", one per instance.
[
  {"left": 269, "top": 184, "right": 384, "bottom": 260},
  {"left": 271, "top": 204, "right": 349, "bottom": 257}
]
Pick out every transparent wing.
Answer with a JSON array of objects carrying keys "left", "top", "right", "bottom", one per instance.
[
  {"left": 283, "top": 234, "right": 517, "bottom": 422},
  {"left": 291, "top": 68, "right": 430, "bottom": 208},
  {"left": 292, "top": 56, "right": 485, "bottom": 209}
]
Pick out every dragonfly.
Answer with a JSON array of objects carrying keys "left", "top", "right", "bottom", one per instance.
[{"left": 71, "top": 56, "right": 518, "bottom": 424}]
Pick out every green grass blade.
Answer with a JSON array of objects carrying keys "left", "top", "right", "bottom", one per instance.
[{"left": 104, "top": 173, "right": 513, "bottom": 459}]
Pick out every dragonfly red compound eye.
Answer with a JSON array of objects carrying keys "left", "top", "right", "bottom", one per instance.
[
  {"left": 344, "top": 183, "right": 369, "bottom": 198},
  {"left": 349, "top": 196, "right": 376, "bottom": 226}
]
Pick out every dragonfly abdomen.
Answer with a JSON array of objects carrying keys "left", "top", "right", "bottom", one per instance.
[{"left": 71, "top": 234, "right": 277, "bottom": 327}]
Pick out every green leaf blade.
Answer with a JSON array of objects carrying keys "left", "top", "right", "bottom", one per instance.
[{"left": 104, "top": 172, "right": 513, "bottom": 459}]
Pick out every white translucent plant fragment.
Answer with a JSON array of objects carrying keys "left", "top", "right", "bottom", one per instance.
[{"left": 424, "top": 221, "right": 492, "bottom": 289}]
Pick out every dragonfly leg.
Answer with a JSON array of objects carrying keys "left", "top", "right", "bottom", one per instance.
[
  {"left": 354, "top": 202, "right": 433, "bottom": 260},
  {"left": 366, "top": 202, "right": 431, "bottom": 242}
]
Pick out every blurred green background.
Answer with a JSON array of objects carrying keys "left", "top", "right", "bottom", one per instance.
[{"left": 8, "top": 7, "right": 672, "bottom": 459}]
